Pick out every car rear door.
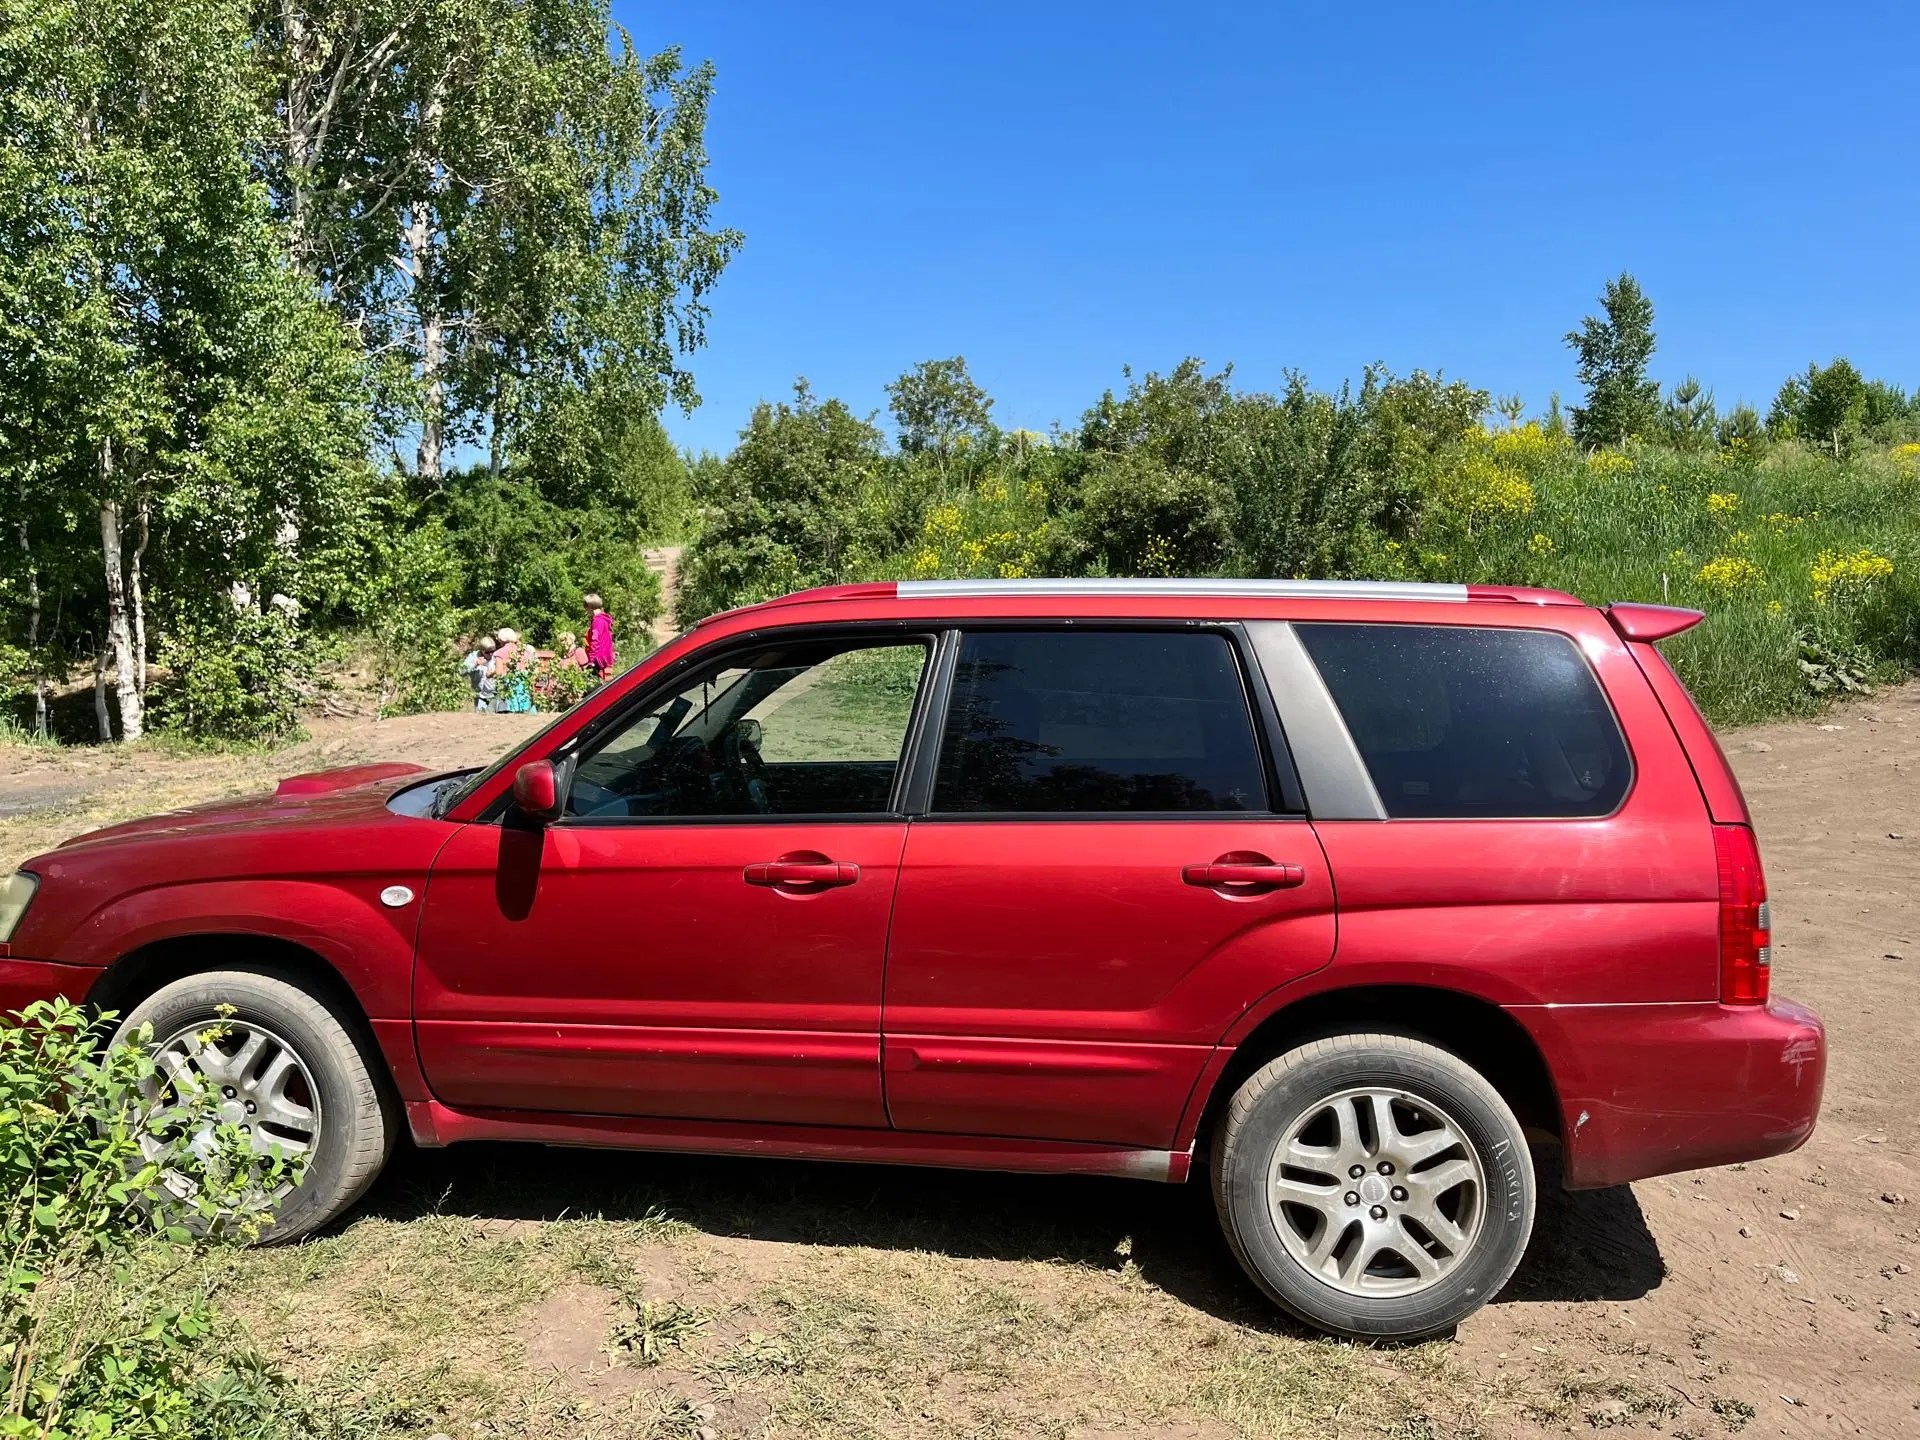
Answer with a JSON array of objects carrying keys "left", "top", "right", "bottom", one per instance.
[{"left": 880, "top": 626, "right": 1336, "bottom": 1149}]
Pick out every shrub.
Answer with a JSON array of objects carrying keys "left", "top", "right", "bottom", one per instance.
[
  {"left": 0, "top": 999, "right": 305, "bottom": 1438},
  {"left": 149, "top": 600, "right": 305, "bottom": 743}
]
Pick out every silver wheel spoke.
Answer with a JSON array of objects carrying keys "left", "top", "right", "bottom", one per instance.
[
  {"left": 141, "top": 1017, "right": 322, "bottom": 1210},
  {"left": 1264, "top": 1085, "right": 1489, "bottom": 1299},
  {"left": 1409, "top": 1157, "right": 1475, "bottom": 1197},
  {"left": 1396, "top": 1223, "right": 1443, "bottom": 1280}
]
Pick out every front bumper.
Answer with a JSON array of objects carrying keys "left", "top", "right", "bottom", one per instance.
[
  {"left": 0, "top": 957, "right": 105, "bottom": 1016},
  {"left": 1515, "top": 996, "right": 1826, "bottom": 1189}
]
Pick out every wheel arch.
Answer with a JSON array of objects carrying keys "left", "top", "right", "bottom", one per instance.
[
  {"left": 86, "top": 932, "right": 411, "bottom": 1111},
  {"left": 1185, "top": 984, "right": 1563, "bottom": 1156}
]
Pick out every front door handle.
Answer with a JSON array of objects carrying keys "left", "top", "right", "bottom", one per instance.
[
  {"left": 1182, "top": 858, "right": 1305, "bottom": 890},
  {"left": 744, "top": 860, "right": 859, "bottom": 888}
]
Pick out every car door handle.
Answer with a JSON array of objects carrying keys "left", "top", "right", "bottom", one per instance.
[
  {"left": 744, "top": 860, "right": 860, "bottom": 888},
  {"left": 1182, "top": 860, "right": 1305, "bottom": 889}
]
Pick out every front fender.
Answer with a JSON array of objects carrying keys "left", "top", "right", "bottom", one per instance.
[{"left": 60, "top": 877, "right": 422, "bottom": 1019}]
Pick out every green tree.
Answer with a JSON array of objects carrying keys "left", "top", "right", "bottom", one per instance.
[
  {"left": 1053, "top": 452, "right": 1231, "bottom": 577},
  {"left": 1715, "top": 401, "right": 1766, "bottom": 456},
  {"left": 885, "top": 356, "right": 994, "bottom": 481},
  {"left": 1661, "top": 376, "right": 1718, "bottom": 451},
  {"left": 0, "top": 0, "right": 372, "bottom": 741},
  {"left": 255, "top": 2, "right": 739, "bottom": 488},
  {"left": 1565, "top": 272, "right": 1660, "bottom": 449},
  {"left": 676, "top": 382, "right": 889, "bottom": 622},
  {"left": 1772, "top": 359, "right": 1866, "bottom": 459}
]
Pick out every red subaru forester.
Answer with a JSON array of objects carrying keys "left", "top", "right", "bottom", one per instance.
[{"left": 0, "top": 579, "right": 1826, "bottom": 1339}]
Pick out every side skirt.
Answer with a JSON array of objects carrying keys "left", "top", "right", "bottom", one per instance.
[{"left": 404, "top": 1099, "right": 1193, "bottom": 1183}]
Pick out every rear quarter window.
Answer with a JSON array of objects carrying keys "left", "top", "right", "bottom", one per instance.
[{"left": 1296, "top": 623, "right": 1631, "bottom": 819}]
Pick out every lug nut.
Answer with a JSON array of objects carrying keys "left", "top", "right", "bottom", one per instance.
[
  {"left": 1370, "top": 1204, "right": 1388, "bottom": 1221},
  {"left": 1348, "top": 1164, "right": 1365, "bottom": 1179},
  {"left": 223, "top": 1087, "right": 236, "bottom": 1099},
  {"left": 1377, "top": 1161, "right": 1395, "bottom": 1176},
  {"left": 1344, "top": 1191, "right": 1360, "bottom": 1207},
  {"left": 244, "top": 1101, "right": 256, "bottom": 1114},
  {"left": 1391, "top": 1186, "right": 1408, "bottom": 1202}
]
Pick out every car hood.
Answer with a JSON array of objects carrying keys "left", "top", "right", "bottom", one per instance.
[{"left": 55, "top": 762, "right": 432, "bottom": 852}]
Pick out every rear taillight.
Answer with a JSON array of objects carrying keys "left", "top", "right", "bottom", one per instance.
[{"left": 1713, "top": 824, "right": 1771, "bottom": 1005}]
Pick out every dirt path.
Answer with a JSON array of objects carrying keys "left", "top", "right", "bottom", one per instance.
[{"left": 1, "top": 686, "right": 1916, "bottom": 1436}]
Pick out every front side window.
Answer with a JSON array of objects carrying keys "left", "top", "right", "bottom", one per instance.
[
  {"left": 1297, "top": 624, "right": 1630, "bottom": 819},
  {"left": 566, "top": 640, "right": 929, "bottom": 819},
  {"left": 931, "top": 630, "right": 1268, "bottom": 814}
]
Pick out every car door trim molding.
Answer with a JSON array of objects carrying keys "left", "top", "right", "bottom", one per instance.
[{"left": 1243, "top": 620, "right": 1388, "bottom": 821}]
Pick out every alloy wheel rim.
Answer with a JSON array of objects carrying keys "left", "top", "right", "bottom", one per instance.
[
  {"left": 144, "top": 1018, "right": 322, "bottom": 1207},
  {"left": 1265, "top": 1085, "right": 1486, "bottom": 1298}
]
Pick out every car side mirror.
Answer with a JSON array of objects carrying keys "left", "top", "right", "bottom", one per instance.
[{"left": 512, "top": 760, "right": 562, "bottom": 823}]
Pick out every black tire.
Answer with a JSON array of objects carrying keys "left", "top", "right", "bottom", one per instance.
[
  {"left": 112, "top": 968, "right": 395, "bottom": 1245},
  {"left": 1209, "top": 1033, "right": 1534, "bottom": 1340}
]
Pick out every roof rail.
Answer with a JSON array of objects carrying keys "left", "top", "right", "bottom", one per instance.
[
  {"left": 698, "top": 577, "right": 1585, "bottom": 625},
  {"left": 897, "top": 578, "right": 1473, "bottom": 602}
]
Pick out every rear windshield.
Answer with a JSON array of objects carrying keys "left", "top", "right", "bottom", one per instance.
[{"left": 1297, "top": 624, "right": 1630, "bottom": 819}]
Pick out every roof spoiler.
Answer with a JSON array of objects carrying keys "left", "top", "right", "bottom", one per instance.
[{"left": 1605, "top": 602, "right": 1705, "bottom": 642}]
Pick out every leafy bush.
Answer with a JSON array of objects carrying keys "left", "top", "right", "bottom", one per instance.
[
  {"left": 0, "top": 999, "right": 305, "bottom": 1438},
  {"left": 149, "top": 601, "right": 305, "bottom": 744}
]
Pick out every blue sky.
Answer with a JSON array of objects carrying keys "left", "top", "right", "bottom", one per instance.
[{"left": 635, "top": 1, "right": 1919, "bottom": 456}]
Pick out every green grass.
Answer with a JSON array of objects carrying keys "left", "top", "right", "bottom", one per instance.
[{"left": 1419, "top": 439, "right": 1920, "bottom": 725}]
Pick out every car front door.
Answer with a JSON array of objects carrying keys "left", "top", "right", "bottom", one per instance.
[
  {"left": 413, "top": 633, "right": 934, "bottom": 1127},
  {"left": 881, "top": 627, "right": 1337, "bottom": 1149}
]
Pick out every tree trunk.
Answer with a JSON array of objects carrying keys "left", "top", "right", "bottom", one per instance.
[
  {"left": 15, "top": 480, "right": 45, "bottom": 738},
  {"left": 406, "top": 202, "right": 445, "bottom": 485},
  {"left": 93, "top": 647, "right": 111, "bottom": 742},
  {"left": 489, "top": 372, "right": 504, "bottom": 479},
  {"left": 130, "top": 495, "right": 150, "bottom": 697},
  {"left": 98, "top": 442, "right": 142, "bottom": 740}
]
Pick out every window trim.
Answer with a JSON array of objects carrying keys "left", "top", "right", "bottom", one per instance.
[
  {"left": 490, "top": 622, "right": 943, "bottom": 827},
  {"left": 909, "top": 620, "right": 1304, "bottom": 822},
  {"left": 1287, "top": 619, "right": 1638, "bottom": 823}
]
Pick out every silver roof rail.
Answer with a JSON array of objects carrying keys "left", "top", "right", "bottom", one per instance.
[{"left": 895, "top": 578, "right": 1470, "bottom": 602}]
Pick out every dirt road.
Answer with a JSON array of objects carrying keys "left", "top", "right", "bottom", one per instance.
[{"left": 1, "top": 689, "right": 1915, "bottom": 1436}]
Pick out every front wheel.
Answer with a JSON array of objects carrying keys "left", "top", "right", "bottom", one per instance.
[
  {"left": 1210, "top": 1033, "right": 1534, "bottom": 1340},
  {"left": 113, "top": 968, "right": 395, "bottom": 1244}
]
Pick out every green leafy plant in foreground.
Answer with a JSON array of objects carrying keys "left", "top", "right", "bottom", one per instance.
[{"left": 0, "top": 999, "right": 304, "bottom": 1438}]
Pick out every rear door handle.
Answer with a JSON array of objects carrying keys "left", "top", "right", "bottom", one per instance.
[
  {"left": 1183, "top": 860, "right": 1305, "bottom": 889},
  {"left": 744, "top": 860, "right": 860, "bottom": 887}
]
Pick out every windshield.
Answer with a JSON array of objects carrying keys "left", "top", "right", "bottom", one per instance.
[{"left": 432, "top": 704, "right": 584, "bottom": 818}]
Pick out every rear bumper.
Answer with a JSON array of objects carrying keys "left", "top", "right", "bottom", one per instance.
[
  {"left": 0, "top": 957, "right": 105, "bottom": 1015},
  {"left": 1515, "top": 996, "right": 1826, "bottom": 1189}
]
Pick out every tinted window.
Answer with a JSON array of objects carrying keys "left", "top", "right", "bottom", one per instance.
[
  {"left": 1297, "top": 624, "right": 1630, "bottom": 819},
  {"left": 567, "top": 641, "right": 928, "bottom": 819},
  {"left": 931, "top": 631, "right": 1268, "bottom": 813}
]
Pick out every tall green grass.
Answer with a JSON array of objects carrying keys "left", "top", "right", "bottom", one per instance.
[{"left": 1426, "top": 439, "right": 1920, "bottom": 724}]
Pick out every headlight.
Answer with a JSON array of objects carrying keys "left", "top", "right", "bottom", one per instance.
[{"left": 0, "top": 872, "right": 38, "bottom": 942}]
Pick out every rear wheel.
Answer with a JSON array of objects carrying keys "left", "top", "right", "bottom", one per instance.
[
  {"left": 1210, "top": 1033, "right": 1534, "bottom": 1340},
  {"left": 112, "top": 969, "right": 395, "bottom": 1244}
]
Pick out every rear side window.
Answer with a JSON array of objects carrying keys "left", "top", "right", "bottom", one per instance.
[
  {"left": 932, "top": 630, "right": 1268, "bottom": 813},
  {"left": 1297, "top": 624, "right": 1630, "bottom": 819}
]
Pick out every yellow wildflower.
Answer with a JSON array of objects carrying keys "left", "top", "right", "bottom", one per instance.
[
  {"left": 1706, "top": 492, "right": 1740, "bottom": 515},
  {"left": 911, "top": 548, "right": 941, "bottom": 577},
  {"left": 1810, "top": 548, "right": 1894, "bottom": 605},
  {"left": 1697, "top": 556, "right": 1765, "bottom": 593},
  {"left": 1586, "top": 450, "right": 1632, "bottom": 477},
  {"left": 1528, "top": 533, "right": 1555, "bottom": 555},
  {"left": 1433, "top": 453, "right": 1534, "bottom": 524}
]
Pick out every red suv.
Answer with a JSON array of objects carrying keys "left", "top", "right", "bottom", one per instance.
[{"left": 0, "top": 579, "right": 1826, "bottom": 1338}]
